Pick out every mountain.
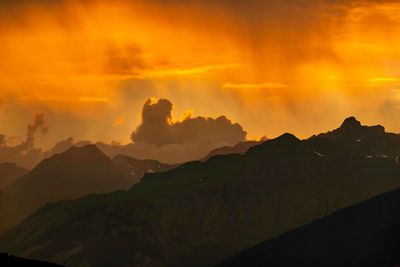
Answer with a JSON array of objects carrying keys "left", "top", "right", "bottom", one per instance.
[
  {"left": 201, "top": 141, "right": 261, "bottom": 161},
  {"left": 0, "top": 118, "right": 399, "bottom": 267},
  {"left": 112, "top": 154, "right": 178, "bottom": 184},
  {"left": 0, "top": 253, "right": 63, "bottom": 267},
  {"left": 312, "top": 116, "right": 400, "bottom": 157},
  {"left": 0, "top": 145, "right": 131, "bottom": 231},
  {"left": 0, "top": 163, "right": 29, "bottom": 190},
  {"left": 216, "top": 188, "right": 400, "bottom": 267}
]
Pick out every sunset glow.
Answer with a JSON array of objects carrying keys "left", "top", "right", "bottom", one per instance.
[{"left": 0, "top": 0, "right": 399, "bottom": 149}]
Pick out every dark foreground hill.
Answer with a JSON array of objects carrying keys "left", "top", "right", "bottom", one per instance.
[
  {"left": 0, "top": 118, "right": 399, "bottom": 267},
  {"left": 0, "top": 163, "right": 29, "bottom": 190},
  {"left": 216, "top": 188, "right": 400, "bottom": 267},
  {"left": 0, "top": 253, "right": 63, "bottom": 267}
]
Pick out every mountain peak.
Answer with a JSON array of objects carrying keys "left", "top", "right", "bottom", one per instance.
[
  {"left": 275, "top": 133, "right": 300, "bottom": 142},
  {"left": 63, "top": 144, "right": 105, "bottom": 157},
  {"left": 340, "top": 116, "right": 361, "bottom": 129},
  {"left": 68, "top": 144, "right": 100, "bottom": 152}
]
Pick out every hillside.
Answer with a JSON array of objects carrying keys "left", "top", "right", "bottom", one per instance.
[
  {"left": 112, "top": 154, "right": 178, "bottom": 184},
  {"left": 0, "top": 145, "right": 131, "bottom": 231},
  {"left": 200, "top": 141, "right": 261, "bottom": 162},
  {"left": 0, "top": 118, "right": 399, "bottom": 267},
  {"left": 216, "top": 188, "right": 400, "bottom": 267},
  {"left": 0, "top": 163, "right": 29, "bottom": 190}
]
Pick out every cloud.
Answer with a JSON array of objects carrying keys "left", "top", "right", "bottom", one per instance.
[
  {"left": 132, "top": 98, "right": 246, "bottom": 146},
  {"left": 42, "top": 136, "right": 74, "bottom": 158},
  {"left": 113, "top": 113, "right": 126, "bottom": 125},
  {"left": 0, "top": 113, "right": 47, "bottom": 168},
  {"left": 38, "top": 98, "right": 248, "bottom": 165},
  {"left": 23, "top": 113, "right": 48, "bottom": 150}
]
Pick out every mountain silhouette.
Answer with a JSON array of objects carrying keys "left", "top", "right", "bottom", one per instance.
[
  {"left": 313, "top": 116, "right": 400, "bottom": 157},
  {"left": 216, "top": 188, "right": 400, "bottom": 267},
  {"left": 112, "top": 154, "right": 178, "bottom": 184},
  {"left": 0, "top": 118, "right": 399, "bottom": 267},
  {"left": 0, "top": 163, "right": 29, "bottom": 190},
  {"left": 0, "top": 145, "right": 131, "bottom": 231},
  {"left": 201, "top": 140, "right": 261, "bottom": 161},
  {"left": 0, "top": 253, "right": 63, "bottom": 267}
]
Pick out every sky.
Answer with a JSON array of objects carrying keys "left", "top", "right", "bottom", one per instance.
[{"left": 0, "top": 0, "right": 399, "bottom": 161}]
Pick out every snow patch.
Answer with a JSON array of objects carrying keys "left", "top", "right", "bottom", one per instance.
[{"left": 314, "top": 151, "right": 324, "bottom": 157}]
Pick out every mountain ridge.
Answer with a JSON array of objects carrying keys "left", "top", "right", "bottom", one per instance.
[
  {"left": 1, "top": 117, "right": 399, "bottom": 267},
  {"left": 0, "top": 163, "right": 29, "bottom": 190}
]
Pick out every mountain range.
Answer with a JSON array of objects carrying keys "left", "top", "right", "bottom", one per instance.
[
  {"left": 0, "top": 163, "right": 29, "bottom": 190},
  {"left": 200, "top": 140, "right": 261, "bottom": 162},
  {"left": 0, "top": 117, "right": 399, "bottom": 267},
  {"left": 0, "top": 145, "right": 176, "bottom": 231}
]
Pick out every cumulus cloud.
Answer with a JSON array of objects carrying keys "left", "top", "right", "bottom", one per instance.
[
  {"left": 40, "top": 98, "right": 248, "bottom": 165},
  {"left": 0, "top": 100, "right": 248, "bottom": 167},
  {"left": 132, "top": 98, "right": 246, "bottom": 146}
]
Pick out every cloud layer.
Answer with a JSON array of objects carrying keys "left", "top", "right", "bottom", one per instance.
[
  {"left": 132, "top": 98, "right": 246, "bottom": 147},
  {"left": 0, "top": 99, "right": 247, "bottom": 167}
]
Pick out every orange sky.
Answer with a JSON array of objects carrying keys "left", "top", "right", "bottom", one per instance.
[{"left": 0, "top": 0, "right": 399, "bottom": 149}]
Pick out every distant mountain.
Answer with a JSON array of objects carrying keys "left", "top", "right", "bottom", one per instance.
[
  {"left": 201, "top": 140, "right": 261, "bottom": 161},
  {"left": 0, "top": 253, "right": 63, "bottom": 266},
  {"left": 0, "top": 145, "right": 131, "bottom": 231},
  {"left": 1, "top": 118, "right": 399, "bottom": 267},
  {"left": 0, "top": 163, "right": 29, "bottom": 190},
  {"left": 112, "top": 154, "right": 178, "bottom": 184},
  {"left": 216, "top": 188, "right": 400, "bottom": 267},
  {"left": 312, "top": 116, "right": 400, "bottom": 157}
]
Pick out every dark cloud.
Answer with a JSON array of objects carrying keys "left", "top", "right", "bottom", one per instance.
[
  {"left": 0, "top": 100, "right": 248, "bottom": 167},
  {"left": 40, "top": 99, "right": 247, "bottom": 165},
  {"left": 0, "top": 114, "right": 47, "bottom": 168},
  {"left": 23, "top": 113, "right": 48, "bottom": 150},
  {"left": 132, "top": 98, "right": 246, "bottom": 146}
]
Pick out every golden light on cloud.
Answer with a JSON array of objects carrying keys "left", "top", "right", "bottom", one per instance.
[{"left": 0, "top": 0, "right": 399, "bottom": 149}]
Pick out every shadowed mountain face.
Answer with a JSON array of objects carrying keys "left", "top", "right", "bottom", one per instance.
[
  {"left": 0, "top": 145, "right": 132, "bottom": 231},
  {"left": 201, "top": 141, "right": 261, "bottom": 162},
  {"left": 216, "top": 188, "right": 400, "bottom": 267},
  {"left": 112, "top": 154, "right": 178, "bottom": 184},
  {"left": 0, "top": 253, "right": 63, "bottom": 267},
  {"left": 0, "top": 163, "right": 29, "bottom": 190},
  {"left": 0, "top": 118, "right": 399, "bottom": 267},
  {"left": 313, "top": 116, "right": 400, "bottom": 157}
]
